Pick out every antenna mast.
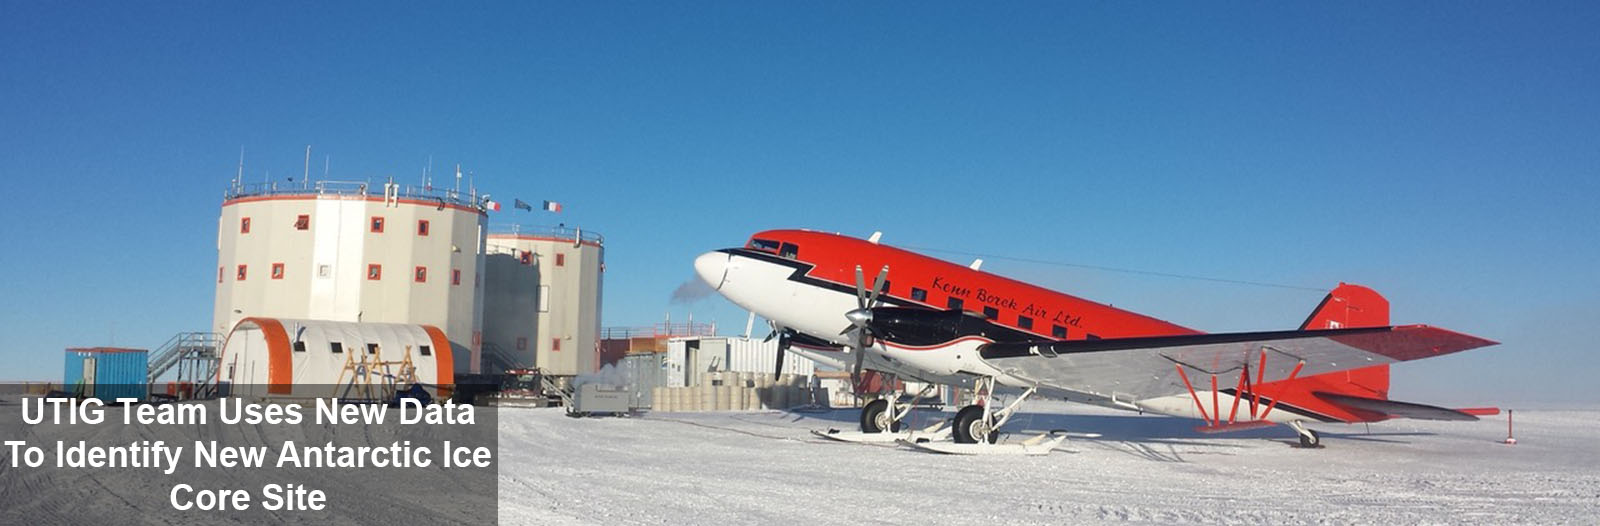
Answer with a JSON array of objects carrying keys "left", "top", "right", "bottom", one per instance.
[
  {"left": 302, "top": 145, "right": 311, "bottom": 189},
  {"left": 235, "top": 146, "right": 244, "bottom": 191}
]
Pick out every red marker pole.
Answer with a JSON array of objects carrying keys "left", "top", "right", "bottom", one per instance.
[{"left": 1503, "top": 409, "right": 1517, "bottom": 445}]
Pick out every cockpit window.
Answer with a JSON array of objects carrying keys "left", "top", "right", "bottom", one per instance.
[
  {"left": 779, "top": 243, "right": 799, "bottom": 259},
  {"left": 747, "top": 238, "right": 781, "bottom": 252}
]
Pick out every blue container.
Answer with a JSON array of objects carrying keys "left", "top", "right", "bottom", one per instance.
[{"left": 63, "top": 348, "right": 149, "bottom": 402}]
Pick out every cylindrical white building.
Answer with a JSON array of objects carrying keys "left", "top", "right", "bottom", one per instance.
[
  {"left": 217, "top": 317, "right": 455, "bottom": 399},
  {"left": 213, "top": 180, "right": 487, "bottom": 375},
  {"left": 481, "top": 225, "right": 604, "bottom": 377}
]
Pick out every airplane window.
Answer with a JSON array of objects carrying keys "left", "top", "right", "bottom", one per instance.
[
  {"left": 911, "top": 288, "right": 927, "bottom": 302},
  {"left": 1052, "top": 325, "right": 1068, "bottom": 339},
  {"left": 983, "top": 307, "right": 999, "bottom": 320},
  {"left": 780, "top": 243, "right": 799, "bottom": 259},
  {"left": 1086, "top": 333, "right": 1102, "bottom": 340},
  {"left": 748, "top": 238, "right": 781, "bottom": 252},
  {"left": 1017, "top": 316, "right": 1033, "bottom": 330},
  {"left": 947, "top": 297, "right": 963, "bottom": 311}
]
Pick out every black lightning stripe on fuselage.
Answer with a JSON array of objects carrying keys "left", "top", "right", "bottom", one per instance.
[{"left": 718, "top": 248, "right": 1041, "bottom": 344}]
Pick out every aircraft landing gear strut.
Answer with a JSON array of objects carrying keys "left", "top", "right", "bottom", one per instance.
[
  {"left": 1288, "top": 420, "right": 1322, "bottom": 448},
  {"left": 952, "top": 376, "right": 1036, "bottom": 444},
  {"left": 859, "top": 380, "right": 938, "bottom": 434}
]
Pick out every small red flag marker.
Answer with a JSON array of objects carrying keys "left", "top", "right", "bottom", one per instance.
[{"left": 1503, "top": 409, "right": 1517, "bottom": 445}]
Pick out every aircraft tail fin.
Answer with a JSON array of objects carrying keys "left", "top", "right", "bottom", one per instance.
[
  {"left": 1298, "top": 283, "right": 1392, "bottom": 399},
  {"left": 1300, "top": 282, "right": 1390, "bottom": 330}
]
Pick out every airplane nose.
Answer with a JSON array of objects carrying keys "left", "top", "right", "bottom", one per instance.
[{"left": 694, "top": 251, "right": 730, "bottom": 290}]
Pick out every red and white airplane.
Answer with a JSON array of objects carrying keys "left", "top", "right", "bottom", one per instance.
[{"left": 694, "top": 229, "right": 1498, "bottom": 449}]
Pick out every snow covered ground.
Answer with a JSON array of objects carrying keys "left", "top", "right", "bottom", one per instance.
[{"left": 498, "top": 400, "right": 1599, "bottom": 525}]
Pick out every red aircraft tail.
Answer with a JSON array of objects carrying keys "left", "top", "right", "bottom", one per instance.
[
  {"left": 1197, "top": 283, "right": 1489, "bottom": 429},
  {"left": 1299, "top": 283, "right": 1391, "bottom": 399},
  {"left": 1291, "top": 283, "right": 1392, "bottom": 403},
  {"left": 1272, "top": 283, "right": 1493, "bottom": 423},
  {"left": 1299, "top": 282, "right": 1390, "bottom": 331}
]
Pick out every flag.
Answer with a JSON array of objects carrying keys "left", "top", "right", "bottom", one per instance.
[
  {"left": 543, "top": 200, "right": 563, "bottom": 212},
  {"left": 514, "top": 199, "right": 533, "bottom": 211},
  {"left": 484, "top": 200, "right": 501, "bottom": 212}
]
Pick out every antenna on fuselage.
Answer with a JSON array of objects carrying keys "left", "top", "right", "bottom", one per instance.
[
  {"left": 969, "top": 259, "right": 984, "bottom": 271},
  {"left": 867, "top": 231, "right": 882, "bottom": 244}
]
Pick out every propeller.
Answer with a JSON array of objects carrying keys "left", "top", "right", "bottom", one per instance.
[
  {"left": 840, "top": 264, "right": 889, "bottom": 390},
  {"left": 763, "top": 321, "right": 794, "bottom": 381}
]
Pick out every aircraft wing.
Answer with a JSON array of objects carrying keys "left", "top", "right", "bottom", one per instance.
[{"left": 977, "top": 325, "right": 1496, "bottom": 401}]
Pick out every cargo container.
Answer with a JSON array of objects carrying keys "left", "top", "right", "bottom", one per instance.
[
  {"left": 63, "top": 347, "right": 149, "bottom": 402},
  {"left": 664, "top": 336, "right": 816, "bottom": 387}
]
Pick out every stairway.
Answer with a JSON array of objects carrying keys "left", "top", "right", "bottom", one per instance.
[
  {"left": 147, "top": 332, "right": 221, "bottom": 385},
  {"left": 480, "top": 341, "right": 527, "bottom": 373}
]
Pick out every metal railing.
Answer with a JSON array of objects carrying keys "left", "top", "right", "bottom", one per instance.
[
  {"left": 147, "top": 332, "right": 221, "bottom": 384},
  {"left": 542, "top": 375, "right": 574, "bottom": 407},
  {"left": 488, "top": 224, "right": 604, "bottom": 245},
  {"left": 601, "top": 322, "right": 718, "bottom": 340},
  {"left": 480, "top": 342, "right": 527, "bottom": 372},
  {"left": 224, "top": 179, "right": 485, "bottom": 209}
]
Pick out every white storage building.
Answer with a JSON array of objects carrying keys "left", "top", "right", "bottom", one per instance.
[
  {"left": 217, "top": 317, "right": 454, "bottom": 400},
  {"left": 663, "top": 336, "right": 815, "bottom": 388}
]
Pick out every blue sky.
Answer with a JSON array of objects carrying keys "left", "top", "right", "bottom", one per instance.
[{"left": 2, "top": 2, "right": 1595, "bottom": 405}]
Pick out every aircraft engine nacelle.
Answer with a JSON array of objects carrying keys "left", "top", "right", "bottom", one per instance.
[{"left": 865, "top": 307, "right": 1010, "bottom": 347}]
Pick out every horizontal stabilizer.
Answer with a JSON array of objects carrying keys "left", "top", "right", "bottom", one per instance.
[{"left": 1312, "top": 392, "right": 1480, "bottom": 421}]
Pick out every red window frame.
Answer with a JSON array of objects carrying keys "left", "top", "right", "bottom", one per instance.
[
  {"left": 516, "top": 337, "right": 527, "bottom": 351},
  {"left": 271, "top": 262, "right": 285, "bottom": 280},
  {"left": 236, "top": 264, "right": 247, "bottom": 281},
  {"left": 240, "top": 217, "right": 251, "bottom": 234},
  {"left": 417, "top": 220, "right": 430, "bottom": 236},
  {"left": 555, "top": 253, "right": 565, "bottom": 267},
  {"left": 451, "top": 269, "right": 461, "bottom": 286},
  {"left": 295, "top": 214, "right": 309, "bottom": 230},
  {"left": 414, "top": 266, "right": 427, "bottom": 283},
  {"left": 367, "top": 264, "right": 382, "bottom": 280},
  {"left": 520, "top": 251, "right": 532, "bottom": 265},
  {"left": 370, "top": 216, "right": 385, "bottom": 233},
  {"left": 552, "top": 338, "right": 561, "bottom": 351}
]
